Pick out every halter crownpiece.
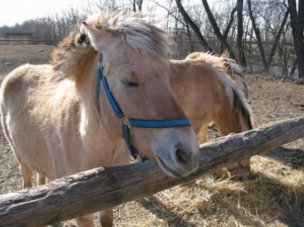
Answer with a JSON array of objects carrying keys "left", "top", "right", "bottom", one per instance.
[{"left": 97, "top": 56, "right": 191, "bottom": 160}]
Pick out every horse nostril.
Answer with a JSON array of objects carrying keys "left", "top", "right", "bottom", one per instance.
[{"left": 175, "top": 147, "right": 189, "bottom": 166}]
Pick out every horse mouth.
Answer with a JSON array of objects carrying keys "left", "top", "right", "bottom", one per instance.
[{"left": 156, "top": 156, "right": 182, "bottom": 178}]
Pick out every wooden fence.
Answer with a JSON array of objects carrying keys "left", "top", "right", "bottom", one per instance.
[
  {"left": 0, "top": 39, "right": 59, "bottom": 45},
  {"left": 0, "top": 117, "right": 304, "bottom": 226}
]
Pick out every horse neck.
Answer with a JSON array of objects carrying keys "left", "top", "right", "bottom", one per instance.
[
  {"left": 73, "top": 51, "right": 108, "bottom": 138},
  {"left": 74, "top": 51, "right": 131, "bottom": 165}
]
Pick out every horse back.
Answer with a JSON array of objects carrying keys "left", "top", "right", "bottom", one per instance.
[{"left": 0, "top": 64, "right": 83, "bottom": 178}]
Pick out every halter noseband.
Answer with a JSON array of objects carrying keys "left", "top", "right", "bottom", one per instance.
[{"left": 97, "top": 57, "right": 191, "bottom": 160}]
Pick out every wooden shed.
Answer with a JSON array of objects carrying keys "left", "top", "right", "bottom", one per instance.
[{"left": 4, "top": 32, "right": 33, "bottom": 44}]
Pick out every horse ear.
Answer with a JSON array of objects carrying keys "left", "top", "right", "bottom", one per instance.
[
  {"left": 221, "top": 49, "right": 230, "bottom": 58},
  {"left": 80, "top": 21, "right": 104, "bottom": 50},
  {"left": 80, "top": 21, "right": 98, "bottom": 38},
  {"left": 80, "top": 21, "right": 120, "bottom": 51}
]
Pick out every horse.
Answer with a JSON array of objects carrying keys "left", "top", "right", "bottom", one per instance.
[
  {"left": 0, "top": 12, "right": 199, "bottom": 227},
  {"left": 169, "top": 56, "right": 252, "bottom": 177},
  {"left": 71, "top": 21, "right": 252, "bottom": 178},
  {"left": 185, "top": 51, "right": 248, "bottom": 98}
]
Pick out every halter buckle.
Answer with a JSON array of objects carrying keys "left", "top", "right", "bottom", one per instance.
[{"left": 122, "top": 117, "right": 131, "bottom": 128}]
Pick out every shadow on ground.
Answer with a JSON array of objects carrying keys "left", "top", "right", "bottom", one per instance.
[{"left": 136, "top": 147, "right": 304, "bottom": 226}]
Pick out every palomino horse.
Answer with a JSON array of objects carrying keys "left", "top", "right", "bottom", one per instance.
[
  {"left": 170, "top": 55, "right": 252, "bottom": 177},
  {"left": 0, "top": 13, "right": 199, "bottom": 227}
]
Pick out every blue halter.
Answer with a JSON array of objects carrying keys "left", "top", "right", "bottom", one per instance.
[{"left": 97, "top": 58, "right": 191, "bottom": 160}]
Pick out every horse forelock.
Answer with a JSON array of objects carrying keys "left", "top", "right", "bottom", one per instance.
[
  {"left": 86, "top": 12, "right": 170, "bottom": 61},
  {"left": 52, "top": 31, "right": 79, "bottom": 68}
]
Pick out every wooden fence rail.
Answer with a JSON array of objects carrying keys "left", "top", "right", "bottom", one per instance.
[
  {"left": 0, "top": 39, "right": 59, "bottom": 45},
  {"left": 0, "top": 117, "right": 304, "bottom": 226}
]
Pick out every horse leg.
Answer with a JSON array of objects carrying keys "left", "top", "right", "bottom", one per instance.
[
  {"left": 37, "top": 173, "right": 46, "bottom": 185},
  {"left": 225, "top": 159, "right": 251, "bottom": 180},
  {"left": 76, "top": 214, "right": 95, "bottom": 227},
  {"left": 20, "top": 163, "right": 32, "bottom": 188},
  {"left": 215, "top": 114, "right": 251, "bottom": 179},
  {"left": 99, "top": 209, "right": 113, "bottom": 227},
  {"left": 198, "top": 125, "right": 208, "bottom": 144},
  {"left": 196, "top": 122, "right": 231, "bottom": 177}
]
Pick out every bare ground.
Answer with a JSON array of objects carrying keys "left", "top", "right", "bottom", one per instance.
[{"left": 0, "top": 45, "right": 303, "bottom": 227}]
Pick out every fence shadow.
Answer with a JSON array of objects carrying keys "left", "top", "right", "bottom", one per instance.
[
  {"left": 262, "top": 146, "right": 304, "bottom": 170},
  {"left": 137, "top": 195, "right": 197, "bottom": 227}
]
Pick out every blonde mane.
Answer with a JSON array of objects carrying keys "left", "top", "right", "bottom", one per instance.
[
  {"left": 85, "top": 12, "right": 170, "bottom": 60},
  {"left": 51, "top": 29, "right": 98, "bottom": 81},
  {"left": 185, "top": 51, "right": 248, "bottom": 98}
]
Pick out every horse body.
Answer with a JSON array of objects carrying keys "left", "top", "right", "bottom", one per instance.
[
  {"left": 0, "top": 52, "right": 130, "bottom": 182},
  {"left": 170, "top": 60, "right": 225, "bottom": 135},
  {"left": 170, "top": 58, "right": 252, "bottom": 176},
  {"left": 170, "top": 58, "right": 251, "bottom": 139},
  {"left": 1, "top": 13, "right": 199, "bottom": 227}
]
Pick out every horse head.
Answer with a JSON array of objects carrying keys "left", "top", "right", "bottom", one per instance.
[{"left": 80, "top": 12, "right": 199, "bottom": 178}]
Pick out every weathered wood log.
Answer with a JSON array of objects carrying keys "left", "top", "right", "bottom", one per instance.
[{"left": 0, "top": 117, "right": 304, "bottom": 226}]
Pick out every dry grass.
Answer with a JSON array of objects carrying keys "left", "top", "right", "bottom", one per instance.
[
  {"left": 0, "top": 45, "right": 303, "bottom": 227},
  {"left": 111, "top": 155, "right": 304, "bottom": 227},
  {"left": 0, "top": 44, "right": 53, "bottom": 75}
]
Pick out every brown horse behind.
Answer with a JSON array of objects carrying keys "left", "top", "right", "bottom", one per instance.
[{"left": 170, "top": 53, "right": 252, "bottom": 177}]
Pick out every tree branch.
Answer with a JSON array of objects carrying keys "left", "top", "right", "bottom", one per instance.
[
  {"left": 288, "top": 0, "right": 304, "bottom": 78},
  {"left": 223, "top": 6, "right": 237, "bottom": 39},
  {"left": 175, "top": 0, "right": 212, "bottom": 52},
  {"left": 267, "top": 7, "right": 289, "bottom": 67},
  {"left": 152, "top": 0, "right": 187, "bottom": 27},
  {"left": 247, "top": 0, "right": 268, "bottom": 70},
  {"left": 237, "top": 0, "right": 246, "bottom": 66},
  {"left": 201, "top": 0, "right": 236, "bottom": 58}
]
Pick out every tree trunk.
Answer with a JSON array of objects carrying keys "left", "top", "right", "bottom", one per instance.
[
  {"left": 185, "top": 22, "right": 195, "bottom": 52},
  {"left": 175, "top": 0, "right": 212, "bottom": 52},
  {"left": 0, "top": 118, "right": 304, "bottom": 226},
  {"left": 132, "top": 0, "right": 143, "bottom": 12},
  {"left": 201, "top": 0, "right": 236, "bottom": 59},
  {"left": 236, "top": 0, "right": 246, "bottom": 66},
  {"left": 223, "top": 6, "right": 237, "bottom": 39},
  {"left": 247, "top": 0, "right": 268, "bottom": 71},
  {"left": 288, "top": 0, "right": 304, "bottom": 78},
  {"left": 267, "top": 7, "right": 289, "bottom": 70}
]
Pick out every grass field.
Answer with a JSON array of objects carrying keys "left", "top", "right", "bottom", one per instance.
[{"left": 0, "top": 45, "right": 303, "bottom": 227}]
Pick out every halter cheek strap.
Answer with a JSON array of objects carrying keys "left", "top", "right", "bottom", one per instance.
[{"left": 97, "top": 58, "right": 191, "bottom": 160}]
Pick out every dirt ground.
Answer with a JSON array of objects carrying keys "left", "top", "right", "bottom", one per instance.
[{"left": 0, "top": 45, "right": 303, "bottom": 227}]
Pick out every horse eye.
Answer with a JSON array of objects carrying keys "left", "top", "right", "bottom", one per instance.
[
  {"left": 121, "top": 78, "right": 139, "bottom": 87},
  {"left": 127, "top": 81, "right": 139, "bottom": 87}
]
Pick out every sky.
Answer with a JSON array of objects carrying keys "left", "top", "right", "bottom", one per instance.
[
  {"left": 0, "top": 0, "right": 216, "bottom": 27},
  {"left": 0, "top": 0, "right": 87, "bottom": 26}
]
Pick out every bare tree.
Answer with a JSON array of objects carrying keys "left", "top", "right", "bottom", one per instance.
[
  {"left": 247, "top": 0, "right": 289, "bottom": 71},
  {"left": 247, "top": 0, "right": 268, "bottom": 69},
  {"left": 267, "top": 6, "right": 290, "bottom": 71},
  {"left": 201, "top": 0, "right": 236, "bottom": 59},
  {"left": 288, "top": 0, "right": 304, "bottom": 78},
  {"left": 131, "top": 0, "right": 144, "bottom": 12},
  {"left": 237, "top": 0, "right": 246, "bottom": 66},
  {"left": 174, "top": 0, "right": 248, "bottom": 64},
  {"left": 91, "top": 0, "right": 118, "bottom": 11},
  {"left": 175, "top": 0, "right": 212, "bottom": 52}
]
